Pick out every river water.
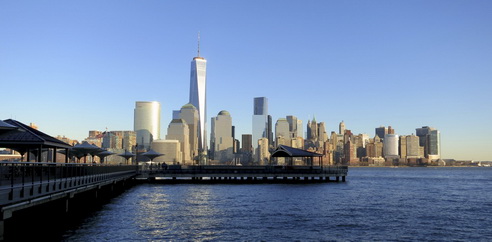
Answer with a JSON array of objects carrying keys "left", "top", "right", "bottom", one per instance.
[{"left": 61, "top": 167, "right": 491, "bottom": 241}]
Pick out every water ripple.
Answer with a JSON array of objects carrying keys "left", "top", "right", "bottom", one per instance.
[{"left": 62, "top": 167, "right": 492, "bottom": 241}]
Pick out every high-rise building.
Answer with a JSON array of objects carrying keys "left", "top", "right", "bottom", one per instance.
[
  {"left": 166, "top": 119, "right": 190, "bottom": 165},
  {"left": 428, "top": 130, "right": 441, "bottom": 160},
  {"left": 406, "top": 135, "right": 420, "bottom": 158},
  {"left": 172, "top": 110, "right": 181, "bottom": 120},
  {"left": 339, "top": 121, "right": 346, "bottom": 135},
  {"left": 89, "top": 130, "right": 102, "bottom": 138},
  {"left": 296, "top": 119, "right": 303, "bottom": 138},
  {"left": 416, "top": 126, "right": 440, "bottom": 160},
  {"left": 388, "top": 126, "right": 395, "bottom": 135},
  {"left": 286, "top": 115, "right": 298, "bottom": 138},
  {"left": 366, "top": 135, "right": 384, "bottom": 158},
  {"left": 241, "top": 134, "right": 253, "bottom": 153},
  {"left": 102, "top": 132, "right": 120, "bottom": 149},
  {"left": 416, "top": 126, "right": 432, "bottom": 146},
  {"left": 152, "top": 140, "right": 181, "bottom": 164},
  {"left": 344, "top": 138, "right": 359, "bottom": 165},
  {"left": 210, "top": 110, "right": 234, "bottom": 162},
  {"left": 252, "top": 97, "right": 268, "bottom": 159},
  {"left": 189, "top": 38, "right": 207, "bottom": 164},
  {"left": 134, "top": 101, "right": 161, "bottom": 150},
  {"left": 399, "top": 135, "right": 407, "bottom": 159},
  {"left": 122, "top": 131, "right": 136, "bottom": 151},
  {"left": 254, "top": 97, "right": 268, "bottom": 115},
  {"left": 180, "top": 103, "right": 199, "bottom": 163},
  {"left": 275, "top": 118, "right": 290, "bottom": 147},
  {"left": 318, "top": 122, "right": 327, "bottom": 143},
  {"left": 375, "top": 126, "right": 388, "bottom": 140},
  {"left": 306, "top": 117, "right": 318, "bottom": 141},
  {"left": 257, "top": 137, "right": 270, "bottom": 165},
  {"left": 267, "top": 115, "right": 273, "bottom": 146},
  {"left": 384, "top": 134, "right": 399, "bottom": 157}
]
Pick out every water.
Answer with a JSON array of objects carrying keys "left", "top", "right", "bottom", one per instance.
[{"left": 62, "top": 167, "right": 492, "bottom": 241}]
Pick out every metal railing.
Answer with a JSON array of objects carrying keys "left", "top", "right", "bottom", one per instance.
[
  {"left": 138, "top": 164, "right": 348, "bottom": 176},
  {"left": 0, "top": 162, "right": 137, "bottom": 206}
]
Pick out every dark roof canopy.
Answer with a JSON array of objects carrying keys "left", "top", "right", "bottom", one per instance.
[
  {"left": 0, "top": 120, "right": 17, "bottom": 130},
  {"left": 0, "top": 119, "right": 72, "bottom": 151},
  {"left": 271, "top": 145, "right": 322, "bottom": 158}
]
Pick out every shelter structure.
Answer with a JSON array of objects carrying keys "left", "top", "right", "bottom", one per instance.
[
  {"left": 0, "top": 119, "right": 72, "bottom": 162},
  {"left": 140, "top": 149, "right": 164, "bottom": 163},
  {"left": 271, "top": 145, "right": 323, "bottom": 166},
  {"left": 118, "top": 150, "right": 136, "bottom": 165},
  {"left": 95, "top": 150, "right": 114, "bottom": 164},
  {"left": 72, "top": 141, "right": 102, "bottom": 163}
]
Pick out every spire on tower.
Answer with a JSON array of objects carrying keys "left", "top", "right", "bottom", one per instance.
[{"left": 197, "top": 31, "right": 200, "bottom": 57}]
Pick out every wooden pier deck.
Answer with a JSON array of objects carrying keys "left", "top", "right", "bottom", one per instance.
[{"left": 136, "top": 165, "right": 348, "bottom": 183}]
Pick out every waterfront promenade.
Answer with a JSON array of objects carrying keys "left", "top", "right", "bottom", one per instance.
[
  {"left": 137, "top": 164, "right": 348, "bottom": 183},
  {"left": 0, "top": 162, "right": 136, "bottom": 240}
]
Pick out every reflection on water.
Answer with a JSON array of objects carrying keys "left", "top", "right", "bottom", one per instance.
[{"left": 63, "top": 168, "right": 492, "bottom": 241}]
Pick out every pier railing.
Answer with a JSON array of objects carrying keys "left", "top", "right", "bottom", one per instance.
[
  {"left": 0, "top": 162, "right": 137, "bottom": 206},
  {"left": 137, "top": 164, "right": 348, "bottom": 181}
]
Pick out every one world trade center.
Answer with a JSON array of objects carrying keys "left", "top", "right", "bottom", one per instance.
[{"left": 189, "top": 35, "right": 207, "bottom": 164}]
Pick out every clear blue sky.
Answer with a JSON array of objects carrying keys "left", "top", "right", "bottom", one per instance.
[{"left": 1, "top": 1, "right": 491, "bottom": 160}]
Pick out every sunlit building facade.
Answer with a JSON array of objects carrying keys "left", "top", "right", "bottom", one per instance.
[
  {"left": 384, "top": 134, "right": 399, "bottom": 157},
  {"left": 252, "top": 97, "right": 268, "bottom": 160},
  {"left": 152, "top": 140, "right": 181, "bottom": 165},
  {"left": 275, "top": 118, "right": 290, "bottom": 147},
  {"left": 179, "top": 103, "right": 199, "bottom": 163},
  {"left": 189, "top": 53, "right": 207, "bottom": 164},
  {"left": 166, "top": 119, "right": 190, "bottom": 165},
  {"left": 134, "top": 101, "right": 161, "bottom": 150},
  {"left": 210, "top": 110, "right": 234, "bottom": 162}
]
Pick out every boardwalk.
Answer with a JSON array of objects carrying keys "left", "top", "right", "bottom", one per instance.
[
  {"left": 0, "top": 162, "right": 136, "bottom": 239},
  {"left": 137, "top": 165, "right": 348, "bottom": 182}
]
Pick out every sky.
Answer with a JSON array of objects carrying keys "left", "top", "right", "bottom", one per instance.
[{"left": 1, "top": 0, "right": 491, "bottom": 161}]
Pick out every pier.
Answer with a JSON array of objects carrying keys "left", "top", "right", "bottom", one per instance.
[
  {"left": 137, "top": 165, "right": 348, "bottom": 183},
  {"left": 0, "top": 120, "right": 348, "bottom": 239},
  {"left": 0, "top": 162, "right": 136, "bottom": 240}
]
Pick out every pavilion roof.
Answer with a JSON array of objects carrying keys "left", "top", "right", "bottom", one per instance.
[
  {"left": 0, "top": 119, "right": 72, "bottom": 150},
  {"left": 271, "top": 145, "right": 322, "bottom": 158}
]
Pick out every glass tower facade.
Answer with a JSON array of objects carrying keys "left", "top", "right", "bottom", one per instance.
[
  {"left": 254, "top": 97, "right": 268, "bottom": 115},
  {"left": 189, "top": 56, "right": 207, "bottom": 164},
  {"left": 134, "top": 101, "right": 161, "bottom": 150},
  {"left": 252, "top": 97, "right": 268, "bottom": 158}
]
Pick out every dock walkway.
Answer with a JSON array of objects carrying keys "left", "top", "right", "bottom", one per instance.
[{"left": 137, "top": 165, "right": 348, "bottom": 182}]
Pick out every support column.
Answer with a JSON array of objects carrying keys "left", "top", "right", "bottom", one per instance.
[
  {"left": 38, "top": 146, "right": 42, "bottom": 163},
  {"left": 53, "top": 148, "right": 57, "bottom": 163}
]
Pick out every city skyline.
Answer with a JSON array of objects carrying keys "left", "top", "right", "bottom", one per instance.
[{"left": 1, "top": 1, "right": 491, "bottom": 161}]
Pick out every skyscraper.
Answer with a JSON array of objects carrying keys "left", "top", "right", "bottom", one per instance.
[
  {"left": 428, "top": 130, "right": 441, "bottom": 160},
  {"left": 252, "top": 97, "right": 268, "bottom": 158},
  {"left": 134, "top": 101, "right": 161, "bottom": 150},
  {"left": 189, "top": 36, "right": 207, "bottom": 164},
  {"left": 375, "top": 126, "right": 388, "bottom": 140},
  {"left": 286, "top": 115, "right": 303, "bottom": 139},
  {"left": 275, "top": 118, "right": 290, "bottom": 146},
  {"left": 416, "top": 126, "right": 441, "bottom": 160},
  {"left": 406, "top": 135, "right": 420, "bottom": 158},
  {"left": 179, "top": 103, "right": 199, "bottom": 163},
  {"left": 241, "top": 134, "right": 253, "bottom": 153},
  {"left": 210, "top": 110, "right": 234, "bottom": 162},
  {"left": 166, "top": 119, "right": 190, "bottom": 164},
  {"left": 339, "top": 121, "right": 346, "bottom": 135},
  {"left": 384, "top": 134, "right": 399, "bottom": 157}
]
